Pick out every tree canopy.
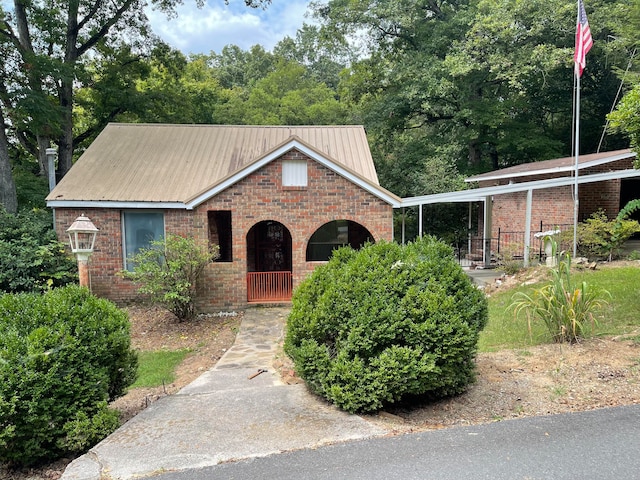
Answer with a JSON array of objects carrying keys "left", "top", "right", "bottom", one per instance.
[
  {"left": 0, "top": 0, "right": 271, "bottom": 213},
  {"left": 1, "top": 0, "right": 638, "bottom": 224}
]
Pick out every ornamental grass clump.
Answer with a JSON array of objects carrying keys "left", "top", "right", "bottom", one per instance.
[
  {"left": 510, "top": 238, "right": 609, "bottom": 344},
  {"left": 284, "top": 237, "right": 488, "bottom": 414}
]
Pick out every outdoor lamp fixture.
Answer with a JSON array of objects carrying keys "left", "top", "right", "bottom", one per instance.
[{"left": 66, "top": 214, "right": 99, "bottom": 288}]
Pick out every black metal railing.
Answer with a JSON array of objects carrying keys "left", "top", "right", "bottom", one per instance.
[{"left": 454, "top": 222, "right": 574, "bottom": 267}]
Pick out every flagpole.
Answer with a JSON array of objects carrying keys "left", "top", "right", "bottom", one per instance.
[
  {"left": 573, "top": 67, "right": 580, "bottom": 259},
  {"left": 572, "top": 0, "right": 592, "bottom": 259}
]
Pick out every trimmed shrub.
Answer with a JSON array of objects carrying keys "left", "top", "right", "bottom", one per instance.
[
  {"left": 576, "top": 208, "right": 640, "bottom": 261},
  {"left": 284, "top": 237, "right": 488, "bottom": 413},
  {"left": 0, "top": 286, "right": 138, "bottom": 466}
]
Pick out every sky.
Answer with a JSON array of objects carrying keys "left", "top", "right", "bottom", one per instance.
[{"left": 147, "top": 0, "right": 312, "bottom": 55}]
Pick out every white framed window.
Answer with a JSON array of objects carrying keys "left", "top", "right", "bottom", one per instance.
[
  {"left": 282, "top": 159, "right": 307, "bottom": 187},
  {"left": 122, "top": 211, "right": 165, "bottom": 271}
]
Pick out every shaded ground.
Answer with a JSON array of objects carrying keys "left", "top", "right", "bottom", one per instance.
[{"left": 4, "top": 270, "right": 640, "bottom": 479}]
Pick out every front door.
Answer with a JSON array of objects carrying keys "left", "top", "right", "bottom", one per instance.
[{"left": 246, "top": 221, "right": 293, "bottom": 302}]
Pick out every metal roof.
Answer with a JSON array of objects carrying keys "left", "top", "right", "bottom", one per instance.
[
  {"left": 465, "top": 149, "right": 635, "bottom": 183},
  {"left": 402, "top": 164, "right": 640, "bottom": 207},
  {"left": 46, "top": 124, "right": 400, "bottom": 208}
]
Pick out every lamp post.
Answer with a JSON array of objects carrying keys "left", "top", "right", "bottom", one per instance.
[{"left": 66, "top": 214, "right": 99, "bottom": 288}]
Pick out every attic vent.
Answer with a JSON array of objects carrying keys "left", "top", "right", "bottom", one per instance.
[{"left": 282, "top": 160, "right": 307, "bottom": 187}]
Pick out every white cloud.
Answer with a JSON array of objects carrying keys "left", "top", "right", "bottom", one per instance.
[{"left": 147, "top": 0, "right": 311, "bottom": 55}]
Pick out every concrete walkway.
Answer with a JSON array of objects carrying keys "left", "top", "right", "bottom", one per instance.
[{"left": 61, "top": 307, "right": 385, "bottom": 480}]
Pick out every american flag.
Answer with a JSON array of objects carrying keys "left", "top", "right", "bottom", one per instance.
[{"left": 574, "top": 0, "right": 593, "bottom": 76}]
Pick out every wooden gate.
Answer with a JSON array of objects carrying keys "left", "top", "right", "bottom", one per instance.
[{"left": 247, "top": 271, "right": 293, "bottom": 303}]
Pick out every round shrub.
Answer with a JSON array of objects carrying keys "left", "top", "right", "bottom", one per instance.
[
  {"left": 0, "top": 285, "right": 138, "bottom": 466},
  {"left": 284, "top": 237, "right": 488, "bottom": 413}
]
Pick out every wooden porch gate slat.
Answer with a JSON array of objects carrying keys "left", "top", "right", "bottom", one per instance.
[{"left": 247, "top": 271, "right": 293, "bottom": 302}]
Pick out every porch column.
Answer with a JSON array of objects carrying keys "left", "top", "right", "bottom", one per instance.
[
  {"left": 468, "top": 202, "right": 472, "bottom": 256},
  {"left": 523, "top": 189, "right": 533, "bottom": 267},
  {"left": 483, "top": 196, "right": 493, "bottom": 268},
  {"left": 418, "top": 204, "right": 423, "bottom": 238}
]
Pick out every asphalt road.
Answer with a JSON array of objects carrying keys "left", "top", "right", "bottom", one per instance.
[{"left": 156, "top": 404, "right": 640, "bottom": 480}]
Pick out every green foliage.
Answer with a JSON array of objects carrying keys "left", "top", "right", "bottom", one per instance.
[
  {"left": 121, "top": 234, "right": 219, "bottom": 321},
  {"left": 577, "top": 209, "right": 640, "bottom": 260},
  {"left": 0, "top": 286, "right": 137, "bottom": 466},
  {"left": 57, "top": 402, "right": 120, "bottom": 454},
  {"left": 482, "top": 266, "right": 640, "bottom": 349},
  {"left": 314, "top": 0, "right": 630, "bottom": 186},
  {"left": 510, "top": 243, "right": 609, "bottom": 344},
  {"left": 132, "top": 349, "right": 191, "bottom": 388},
  {"left": 608, "top": 83, "right": 640, "bottom": 158},
  {"left": 496, "top": 243, "right": 526, "bottom": 275},
  {"left": 284, "top": 238, "right": 488, "bottom": 413},
  {"left": 0, "top": 208, "right": 77, "bottom": 293},
  {"left": 244, "top": 60, "right": 348, "bottom": 125}
]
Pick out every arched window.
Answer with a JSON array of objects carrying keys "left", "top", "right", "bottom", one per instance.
[{"left": 306, "top": 220, "right": 373, "bottom": 261}]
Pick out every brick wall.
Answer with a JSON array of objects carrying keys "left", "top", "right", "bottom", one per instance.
[
  {"left": 478, "top": 156, "right": 633, "bottom": 239},
  {"left": 53, "top": 149, "right": 393, "bottom": 311}
]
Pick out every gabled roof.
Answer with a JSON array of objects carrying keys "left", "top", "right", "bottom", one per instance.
[
  {"left": 465, "top": 149, "right": 635, "bottom": 183},
  {"left": 46, "top": 124, "right": 401, "bottom": 209}
]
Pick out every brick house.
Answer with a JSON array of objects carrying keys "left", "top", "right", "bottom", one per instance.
[{"left": 46, "top": 124, "right": 401, "bottom": 310}]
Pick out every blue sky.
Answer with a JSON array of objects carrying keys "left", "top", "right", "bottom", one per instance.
[{"left": 147, "top": 0, "right": 312, "bottom": 55}]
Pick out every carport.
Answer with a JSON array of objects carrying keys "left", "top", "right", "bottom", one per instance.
[{"left": 396, "top": 150, "right": 640, "bottom": 267}]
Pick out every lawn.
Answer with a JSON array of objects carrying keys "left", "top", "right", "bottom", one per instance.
[
  {"left": 479, "top": 265, "right": 640, "bottom": 351},
  {"left": 131, "top": 349, "right": 191, "bottom": 388}
]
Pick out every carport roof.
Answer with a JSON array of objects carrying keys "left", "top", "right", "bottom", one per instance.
[
  {"left": 465, "top": 149, "right": 634, "bottom": 183},
  {"left": 400, "top": 149, "right": 639, "bottom": 208}
]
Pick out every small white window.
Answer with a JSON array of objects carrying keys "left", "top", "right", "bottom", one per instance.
[{"left": 282, "top": 160, "right": 307, "bottom": 187}]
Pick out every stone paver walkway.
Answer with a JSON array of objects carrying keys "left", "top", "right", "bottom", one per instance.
[{"left": 61, "top": 305, "right": 385, "bottom": 480}]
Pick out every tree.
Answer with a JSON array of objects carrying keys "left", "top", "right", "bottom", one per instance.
[
  {"left": 244, "top": 60, "right": 348, "bottom": 125},
  {"left": 607, "top": 0, "right": 640, "bottom": 160},
  {"left": 314, "top": 0, "right": 631, "bottom": 182},
  {"left": 209, "top": 44, "right": 277, "bottom": 89},
  {"left": 0, "top": 107, "right": 17, "bottom": 213},
  {"left": 608, "top": 84, "right": 640, "bottom": 158},
  {"left": 273, "top": 24, "right": 352, "bottom": 90},
  {"left": 0, "top": 0, "right": 271, "bottom": 213},
  {"left": 122, "top": 48, "right": 230, "bottom": 125}
]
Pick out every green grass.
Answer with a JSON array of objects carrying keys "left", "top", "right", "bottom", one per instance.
[
  {"left": 131, "top": 349, "right": 191, "bottom": 388},
  {"left": 479, "top": 266, "right": 640, "bottom": 352}
]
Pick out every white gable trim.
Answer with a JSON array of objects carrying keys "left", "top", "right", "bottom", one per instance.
[
  {"left": 465, "top": 151, "right": 636, "bottom": 183},
  {"left": 185, "top": 139, "right": 401, "bottom": 209}
]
